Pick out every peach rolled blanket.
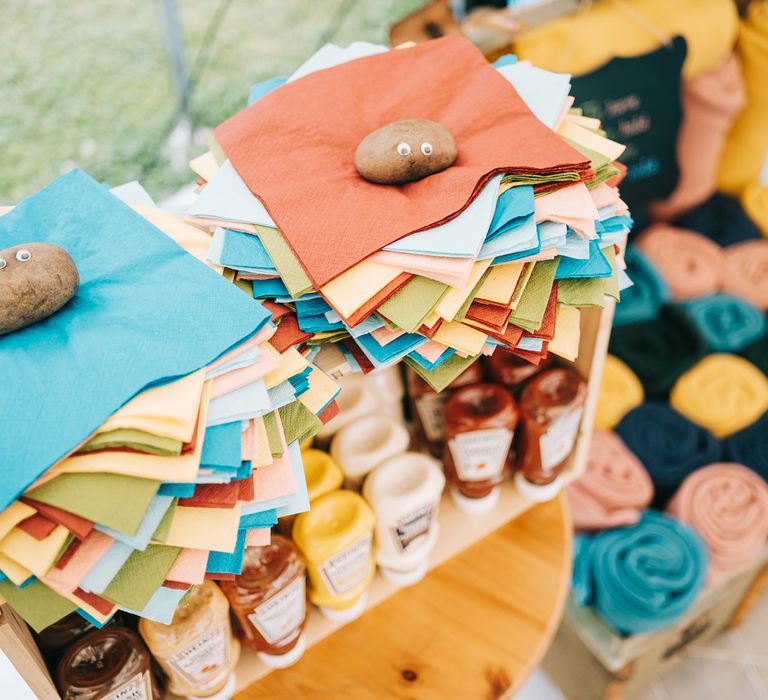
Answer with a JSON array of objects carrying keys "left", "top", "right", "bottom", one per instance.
[
  {"left": 722, "top": 240, "right": 768, "bottom": 310},
  {"left": 567, "top": 431, "right": 654, "bottom": 531},
  {"left": 667, "top": 463, "right": 768, "bottom": 581},
  {"left": 636, "top": 224, "right": 723, "bottom": 300}
]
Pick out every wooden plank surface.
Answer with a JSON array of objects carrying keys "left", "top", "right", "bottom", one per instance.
[{"left": 234, "top": 494, "right": 572, "bottom": 700}]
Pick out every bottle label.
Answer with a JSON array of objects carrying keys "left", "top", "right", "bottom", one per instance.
[
  {"left": 414, "top": 393, "right": 448, "bottom": 441},
  {"left": 390, "top": 504, "right": 434, "bottom": 552},
  {"left": 166, "top": 621, "right": 230, "bottom": 687},
  {"left": 448, "top": 428, "right": 513, "bottom": 482},
  {"left": 318, "top": 535, "right": 372, "bottom": 596},
  {"left": 247, "top": 576, "right": 306, "bottom": 645},
  {"left": 539, "top": 407, "right": 584, "bottom": 473},
  {"left": 102, "top": 671, "right": 152, "bottom": 700}
]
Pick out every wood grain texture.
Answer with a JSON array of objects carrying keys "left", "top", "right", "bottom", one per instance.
[{"left": 235, "top": 495, "right": 572, "bottom": 700}]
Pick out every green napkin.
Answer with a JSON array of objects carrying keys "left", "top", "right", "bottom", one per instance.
[
  {"left": 602, "top": 246, "right": 621, "bottom": 302},
  {"left": 263, "top": 412, "right": 285, "bottom": 457},
  {"left": 151, "top": 498, "right": 178, "bottom": 543},
  {"left": 404, "top": 353, "right": 480, "bottom": 392},
  {"left": 255, "top": 225, "right": 313, "bottom": 298},
  {"left": 378, "top": 276, "right": 449, "bottom": 333},
  {"left": 508, "top": 260, "right": 559, "bottom": 332},
  {"left": 0, "top": 579, "right": 76, "bottom": 632},
  {"left": 26, "top": 473, "right": 160, "bottom": 536},
  {"left": 102, "top": 544, "right": 181, "bottom": 611},
  {"left": 80, "top": 428, "right": 182, "bottom": 456},
  {"left": 503, "top": 172, "right": 582, "bottom": 187},
  {"left": 278, "top": 401, "right": 323, "bottom": 445},
  {"left": 557, "top": 277, "right": 606, "bottom": 307}
]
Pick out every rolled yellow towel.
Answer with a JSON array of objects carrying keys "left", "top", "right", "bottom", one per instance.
[
  {"left": 671, "top": 354, "right": 768, "bottom": 437},
  {"left": 722, "top": 240, "right": 768, "bottom": 310},
  {"left": 635, "top": 224, "right": 723, "bottom": 300},
  {"left": 742, "top": 182, "right": 768, "bottom": 238},
  {"left": 717, "top": 1, "right": 768, "bottom": 194},
  {"left": 594, "top": 355, "right": 644, "bottom": 430}
]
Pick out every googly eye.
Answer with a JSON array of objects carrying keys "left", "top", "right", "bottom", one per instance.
[
  {"left": 396, "top": 142, "right": 412, "bottom": 156},
  {"left": 421, "top": 142, "right": 433, "bottom": 156},
  {"left": 0, "top": 259, "right": 6, "bottom": 271},
  {"left": 16, "top": 249, "right": 32, "bottom": 262}
]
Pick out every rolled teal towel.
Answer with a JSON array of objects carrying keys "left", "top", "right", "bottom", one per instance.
[
  {"left": 574, "top": 511, "right": 708, "bottom": 635},
  {"left": 613, "top": 246, "right": 670, "bottom": 327},
  {"left": 683, "top": 294, "right": 766, "bottom": 352}
]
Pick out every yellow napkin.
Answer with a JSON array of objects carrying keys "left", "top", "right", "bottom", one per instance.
[
  {"left": 0, "top": 525, "right": 70, "bottom": 578},
  {"left": 549, "top": 305, "right": 581, "bottom": 362},
  {"left": 163, "top": 504, "right": 242, "bottom": 553}
]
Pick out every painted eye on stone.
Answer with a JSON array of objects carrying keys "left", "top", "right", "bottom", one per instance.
[
  {"left": 396, "top": 142, "right": 412, "bottom": 156},
  {"left": 16, "top": 249, "right": 32, "bottom": 262},
  {"left": 0, "top": 259, "right": 6, "bottom": 270},
  {"left": 421, "top": 142, "right": 433, "bottom": 156}
]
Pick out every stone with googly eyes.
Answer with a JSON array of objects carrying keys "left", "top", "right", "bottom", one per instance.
[
  {"left": 355, "top": 119, "right": 457, "bottom": 185},
  {"left": 0, "top": 243, "right": 79, "bottom": 335}
]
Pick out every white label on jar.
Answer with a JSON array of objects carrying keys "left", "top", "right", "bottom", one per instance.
[
  {"left": 390, "top": 504, "right": 434, "bottom": 552},
  {"left": 318, "top": 535, "right": 372, "bottom": 596},
  {"left": 102, "top": 671, "right": 152, "bottom": 700},
  {"left": 166, "top": 621, "right": 230, "bottom": 686},
  {"left": 448, "top": 428, "right": 513, "bottom": 482},
  {"left": 247, "top": 576, "right": 306, "bottom": 645},
  {"left": 539, "top": 407, "right": 584, "bottom": 473},
  {"left": 415, "top": 393, "right": 449, "bottom": 441}
]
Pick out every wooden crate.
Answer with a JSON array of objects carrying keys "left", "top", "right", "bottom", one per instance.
[
  {"left": 543, "top": 548, "right": 768, "bottom": 700},
  {"left": 232, "top": 301, "right": 615, "bottom": 692}
]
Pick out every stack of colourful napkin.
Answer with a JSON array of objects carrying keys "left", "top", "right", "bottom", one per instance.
[
  {"left": 0, "top": 173, "right": 339, "bottom": 633},
  {"left": 185, "top": 36, "right": 632, "bottom": 391}
]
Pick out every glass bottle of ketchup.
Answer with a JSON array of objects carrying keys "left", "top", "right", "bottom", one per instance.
[
  {"left": 219, "top": 536, "right": 308, "bottom": 669},
  {"left": 515, "top": 367, "right": 587, "bottom": 502},
  {"left": 56, "top": 627, "right": 162, "bottom": 700},
  {"left": 443, "top": 383, "right": 519, "bottom": 513}
]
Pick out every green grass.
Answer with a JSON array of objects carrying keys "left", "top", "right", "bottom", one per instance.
[{"left": 0, "top": 0, "right": 424, "bottom": 203}]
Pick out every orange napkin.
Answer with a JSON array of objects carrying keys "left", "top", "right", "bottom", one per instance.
[{"left": 214, "top": 36, "right": 590, "bottom": 286}]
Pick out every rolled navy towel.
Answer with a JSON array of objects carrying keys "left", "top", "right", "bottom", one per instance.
[{"left": 724, "top": 412, "right": 768, "bottom": 481}]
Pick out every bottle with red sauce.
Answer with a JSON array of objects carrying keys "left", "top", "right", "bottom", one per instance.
[
  {"left": 408, "top": 362, "right": 484, "bottom": 458},
  {"left": 56, "top": 627, "right": 163, "bottom": 700},
  {"left": 443, "top": 383, "right": 518, "bottom": 513},
  {"left": 515, "top": 367, "right": 587, "bottom": 502},
  {"left": 484, "top": 352, "right": 554, "bottom": 394},
  {"left": 219, "top": 536, "right": 308, "bottom": 669}
]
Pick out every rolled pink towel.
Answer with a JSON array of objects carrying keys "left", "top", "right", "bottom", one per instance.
[
  {"left": 568, "top": 431, "right": 654, "bottom": 532},
  {"left": 667, "top": 462, "right": 768, "bottom": 582},
  {"left": 722, "top": 240, "right": 768, "bottom": 310}
]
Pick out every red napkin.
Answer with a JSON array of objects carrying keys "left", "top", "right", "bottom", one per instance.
[
  {"left": 215, "top": 36, "right": 589, "bottom": 286},
  {"left": 17, "top": 513, "right": 57, "bottom": 540}
]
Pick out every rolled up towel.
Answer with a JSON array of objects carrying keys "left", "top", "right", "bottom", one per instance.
[
  {"left": 613, "top": 245, "right": 670, "bottom": 327},
  {"left": 568, "top": 432, "right": 653, "bottom": 531},
  {"left": 739, "top": 327, "right": 768, "bottom": 375},
  {"left": 718, "top": 2, "right": 768, "bottom": 194},
  {"left": 609, "top": 304, "right": 709, "bottom": 398},
  {"left": 722, "top": 241, "right": 768, "bottom": 310},
  {"left": 635, "top": 224, "right": 723, "bottom": 300},
  {"left": 671, "top": 354, "right": 768, "bottom": 437},
  {"left": 682, "top": 293, "right": 766, "bottom": 352},
  {"left": 667, "top": 463, "right": 768, "bottom": 582},
  {"left": 616, "top": 403, "right": 721, "bottom": 507},
  {"left": 650, "top": 54, "right": 746, "bottom": 221},
  {"left": 594, "top": 355, "right": 644, "bottom": 431},
  {"left": 576, "top": 510, "right": 708, "bottom": 635},
  {"left": 742, "top": 183, "right": 768, "bottom": 238},
  {"left": 724, "top": 412, "right": 768, "bottom": 481},
  {"left": 675, "top": 192, "right": 763, "bottom": 247}
]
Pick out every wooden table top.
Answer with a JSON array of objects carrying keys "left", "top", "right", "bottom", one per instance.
[{"left": 235, "top": 494, "right": 572, "bottom": 700}]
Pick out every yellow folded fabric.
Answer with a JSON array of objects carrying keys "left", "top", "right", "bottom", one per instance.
[
  {"left": 595, "top": 355, "right": 644, "bottom": 430},
  {"left": 742, "top": 182, "right": 768, "bottom": 238},
  {"left": 671, "top": 354, "right": 768, "bottom": 437},
  {"left": 513, "top": 0, "right": 737, "bottom": 78},
  {"left": 718, "top": 1, "right": 768, "bottom": 193}
]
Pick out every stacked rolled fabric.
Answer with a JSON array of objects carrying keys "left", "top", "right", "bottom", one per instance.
[
  {"left": 667, "top": 463, "right": 768, "bottom": 582},
  {"left": 594, "top": 355, "right": 644, "bottom": 431},
  {"left": 575, "top": 511, "right": 708, "bottom": 635},
  {"left": 722, "top": 241, "right": 768, "bottom": 310},
  {"left": 675, "top": 192, "right": 763, "bottom": 247},
  {"left": 567, "top": 432, "right": 654, "bottom": 531},
  {"left": 670, "top": 354, "right": 768, "bottom": 438},
  {"left": 608, "top": 305, "right": 708, "bottom": 399},
  {"left": 615, "top": 403, "right": 721, "bottom": 508},
  {"left": 635, "top": 225, "right": 723, "bottom": 300},
  {"left": 725, "top": 412, "right": 768, "bottom": 481},
  {"left": 681, "top": 294, "right": 766, "bottom": 352},
  {"left": 612, "top": 246, "right": 670, "bottom": 327}
]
